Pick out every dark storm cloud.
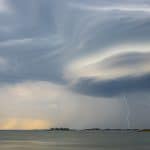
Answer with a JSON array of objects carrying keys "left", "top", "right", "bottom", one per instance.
[
  {"left": 0, "top": 0, "right": 150, "bottom": 129},
  {"left": 0, "top": 0, "right": 150, "bottom": 92},
  {"left": 73, "top": 74, "right": 150, "bottom": 97}
]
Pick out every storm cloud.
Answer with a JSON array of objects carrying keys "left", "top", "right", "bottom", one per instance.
[
  {"left": 0, "top": 0, "right": 150, "bottom": 129},
  {"left": 73, "top": 74, "right": 150, "bottom": 97}
]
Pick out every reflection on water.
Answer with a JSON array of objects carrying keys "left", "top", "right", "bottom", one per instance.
[{"left": 0, "top": 131, "right": 150, "bottom": 150}]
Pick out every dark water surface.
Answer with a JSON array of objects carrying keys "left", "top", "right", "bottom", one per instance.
[{"left": 0, "top": 130, "right": 150, "bottom": 150}]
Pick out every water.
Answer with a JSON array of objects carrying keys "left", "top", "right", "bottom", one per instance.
[{"left": 0, "top": 130, "right": 150, "bottom": 150}]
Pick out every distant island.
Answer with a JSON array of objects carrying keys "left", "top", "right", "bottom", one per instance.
[
  {"left": 138, "top": 129, "right": 150, "bottom": 132},
  {"left": 46, "top": 128, "right": 150, "bottom": 132},
  {"left": 1, "top": 128, "right": 150, "bottom": 132},
  {"left": 48, "top": 128, "right": 70, "bottom": 131}
]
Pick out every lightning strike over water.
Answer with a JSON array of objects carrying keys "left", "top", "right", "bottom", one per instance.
[
  {"left": 0, "top": 0, "right": 149, "bottom": 131},
  {"left": 124, "top": 96, "right": 131, "bottom": 129}
]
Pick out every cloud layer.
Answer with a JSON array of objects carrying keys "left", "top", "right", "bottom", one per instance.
[{"left": 0, "top": 0, "right": 150, "bottom": 129}]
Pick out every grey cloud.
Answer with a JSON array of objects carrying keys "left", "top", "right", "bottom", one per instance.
[
  {"left": 99, "top": 52, "right": 150, "bottom": 69},
  {"left": 0, "top": 0, "right": 150, "bottom": 89},
  {"left": 73, "top": 74, "right": 150, "bottom": 97},
  {"left": 0, "top": 0, "right": 150, "bottom": 129}
]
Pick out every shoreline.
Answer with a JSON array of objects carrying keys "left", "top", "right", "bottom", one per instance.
[{"left": 0, "top": 128, "right": 150, "bottom": 132}]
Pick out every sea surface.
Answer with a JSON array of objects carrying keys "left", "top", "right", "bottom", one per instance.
[{"left": 0, "top": 130, "right": 150, "bottom": 150}]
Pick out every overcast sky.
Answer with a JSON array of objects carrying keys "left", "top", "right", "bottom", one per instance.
[{"left": 0, "top": 0, "right": 150, "bottom": 129}]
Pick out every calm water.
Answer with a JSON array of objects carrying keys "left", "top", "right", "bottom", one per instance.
[{"left": 0, "top": 130, "right": 150, "bottom": 150}]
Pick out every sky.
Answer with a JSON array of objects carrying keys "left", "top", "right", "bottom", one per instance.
[{"left": 0, "top": 0, "right": 150, "bottom": 130}]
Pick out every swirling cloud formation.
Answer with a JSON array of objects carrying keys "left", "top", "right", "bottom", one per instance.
[{"left": 0, "top": 0, "right": 150, "bottom": 129}]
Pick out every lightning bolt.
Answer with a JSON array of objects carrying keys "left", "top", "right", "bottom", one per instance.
[{"left": 124, "top": 96, "right": 131, "bottom": 129}]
